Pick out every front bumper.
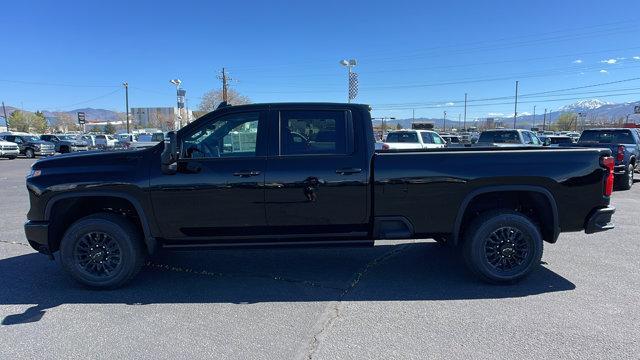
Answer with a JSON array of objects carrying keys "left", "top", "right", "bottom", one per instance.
[
  {"left": 585, "top": 206, "right": 615, "bottom": 234},
  {"left": 24, "top": 220, "right": 49, "bottom": 252},
  {"left": 35, "top": 149, "right": 56, "bottom": 156},
  {"left": 0, "top": 149, "right": 19, "bottom": 157},
  {"left": 70, "top": 146, "right": 89, "bottom": 152}
]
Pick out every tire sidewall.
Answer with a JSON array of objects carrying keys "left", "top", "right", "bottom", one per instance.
[
  {"left": 60, "top": 216, "right": 140, "bottom": 288},
  {"left": 25, "top": 149, "right": 35, "bottom": 158},
  {"left": 466, "top": 213, "right": 543, "bottom": 283}
]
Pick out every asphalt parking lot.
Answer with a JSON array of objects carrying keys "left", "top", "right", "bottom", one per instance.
[{"left": 0, "top": 157, "right": 639, "bottom": 359}]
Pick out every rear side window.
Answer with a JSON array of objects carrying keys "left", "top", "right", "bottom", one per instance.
[
  {"left": 579, "top": 130, "right": 634, "bottom": 144},
  {"left": 478, "top": 131, "right": 520, "bottom": 144},
  {"left": 280, "top": 110, "right": 349, "bottom": 155},
  {"left": 387, "top": 132, "right": 419, "bottom": 143}
]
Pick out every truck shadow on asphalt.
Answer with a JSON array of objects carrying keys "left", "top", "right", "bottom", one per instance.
[{"left": 0, "top": 241, "right": 575, "bottom": 325}]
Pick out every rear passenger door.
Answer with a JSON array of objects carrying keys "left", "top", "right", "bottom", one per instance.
[{"left": 264, "top": 108, "right": 369, "bottom": 237}]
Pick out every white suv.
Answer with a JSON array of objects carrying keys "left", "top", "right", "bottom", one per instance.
[{"left": 0, "top": 138, "right": 19, "bottom": 159}]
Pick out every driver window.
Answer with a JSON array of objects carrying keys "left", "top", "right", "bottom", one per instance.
[
  {"left": 530, "top": 133, "right": 541, "bottom": 145},
  {"left": 182, "top": 112, "right": 260, "bottom": 159}
]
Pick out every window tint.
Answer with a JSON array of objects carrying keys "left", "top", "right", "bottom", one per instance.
[
  {"left": 420, "top": 132, "right": 433, "bottom": 144},
  {"left": 522, "top": 132, "right": 533, "bottom": 144},
  {"left": 528, "top": 132, "right": 542, "bottom": 145},
  {"left": 183, "top": 112, "right": 261, "bottom": 158},
  {"left": 432, "top": 133, "right": 445, "bottom": 144},
  {"left": 579, "top": 130, "right": 635, "bottom": 144},
  {"left": 280, "top": 110, "right": 347, "bottom": 155},
  {"left": 478, "top": 131, "right": 520, "bottom": 144},
  {"left": 386, "top": 132, "right": 419, "bottom": 143}
]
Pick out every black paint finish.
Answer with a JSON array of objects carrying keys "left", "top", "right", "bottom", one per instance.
[{"left": 25, "top": 102, "right": 613, "bottom": 253}]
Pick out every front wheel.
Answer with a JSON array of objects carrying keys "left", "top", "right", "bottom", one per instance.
[
  {"left": 24, "top": 148, "right": 35, "bottom": 158},
  {"left": 463, "top": 210, "right": 543, "bottom": 284},
  {"left": 60, "top": 213, "right": 146, "bottom": 288}
]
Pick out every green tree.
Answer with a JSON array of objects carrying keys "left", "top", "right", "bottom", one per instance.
[
  {"left": 104, "top": 123, "right": 116, "bottom": 134},
  {"left": 32, "top": 111, "right": 49, "bottom": 133},
  {"left": 8, "top": 110, "right": 47, "bottom": 133},
  {"left": 396, "top": 123, "right": 402, "bottom": 130},
  {"left": 555, "top": 112, "right": 577, "bottom": 131}
]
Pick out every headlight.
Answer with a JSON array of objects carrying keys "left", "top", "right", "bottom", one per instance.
[{"left": 27, "top": 169, "right": 42, "bottom": 178}]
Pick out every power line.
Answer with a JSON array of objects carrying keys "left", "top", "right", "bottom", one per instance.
[{"left": 0, "top": 79, "right": 120, "bottom": 88}]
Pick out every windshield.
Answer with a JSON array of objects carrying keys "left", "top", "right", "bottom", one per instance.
[
  {"left": 57, "top": 135, "right": 76, "bottom": 140},
  {"left": 23, "top": 136, "right": 40, "bottom": 142},
  {"left": 386, "top": 132, "right": 419, "bottom": 143},
  {"left": 579, "top": 130, "right": 634, "bottom": 144},
  {"left": 478, "top": 131, "right": 520, "bottom": 144}
]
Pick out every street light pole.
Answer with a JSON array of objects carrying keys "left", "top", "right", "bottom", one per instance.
[
  {"left": 170, "top": 79, "right": 182, "bottom": 129},
  {"left": 463, "top": 93, "right": 468, "bottom": 131},
  {"left": 513, "top": 80, "right": 519, "bottom": 129},
  {"left": 543, "top": 108, "right": 547, "bottom": 131},
  {"left": 339, "top": 59, "right": 357, "bottom": 103},
  {"left": 532, "top": 105, "right": 536, "bottom": 129},
  {"left": 443, "top": 111, "right": 447, "bottom": 132},
  {"left": 123, "top": 82, "right": 130, "bottom": 133}
]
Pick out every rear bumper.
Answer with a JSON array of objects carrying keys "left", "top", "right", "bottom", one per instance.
[
  {"left": 585, "top": 206, "right": 615, "bottom": 234},
  {"left": 24, "top": 220, "right": 49, "bottom": 252}
]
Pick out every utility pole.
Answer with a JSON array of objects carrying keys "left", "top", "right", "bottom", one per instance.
[
  {"left": 543, "top": 108, "right": 547, "bottom": 131},
  {"left": 217, "top": 68, "right": 231, "bottom": 103},
  {"left": 513, "top": 80, "right": 519, "bottom": 129},
  {"left": 463, "top": 93, "right": 468, "bottom": 131},
  {"left": 1, "top": 101, "right": 8, "bottom": 130},
  {"left": 123, "top": 82, "right": 130, "bottom": 133},
  {"left": 412, "top": 109, "right": 415, "bottom": 122},
  {"left": 458, "top": 114, "right": 461, "bottom": 129}
]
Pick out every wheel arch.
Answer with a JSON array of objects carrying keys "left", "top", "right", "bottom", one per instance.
[
  {"left": 45, "top": 191, "right": 156, "bottom": 254},
  {"left": 452, "top": 185, "right": 559, "bottom": 246}
]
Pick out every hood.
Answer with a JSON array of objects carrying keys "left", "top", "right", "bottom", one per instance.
[{"left": 32, "top": 146, "right": 156, "bottom": 170}]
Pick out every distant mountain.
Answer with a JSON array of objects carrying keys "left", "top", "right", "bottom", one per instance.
[
  {"left": 374, "top": 98, "right": 640, "bottom": 130},
  {"left": 42, "top": 108, "right": 120, "bottom": 121},
  {"left": 558, "top": 99, "right": 613, "bottom": 112}
]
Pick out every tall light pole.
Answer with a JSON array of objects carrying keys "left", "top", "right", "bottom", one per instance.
[
  {"left": 532, "top": 105, "right": 536, "bottom": 129},
  {"left": 443, "top": 111, "right": 447, "bottom": 132},
  {"left": 123, "top": 82, "right": 130, "bottom": 133},
  {"left": 339, "top": 59, "right": 357, "bottom": 103},
  {"left": 513, "top": 80, "right": 519, "bottom": 129},
  {"left": 170, "top": 79, "right": 182, "bottom": 129},
  {"left": 543, "top": 108, "right": 547, "bottom": 131},
  {"left": 463, "top": 93, "right": 468, "bottom": 131}
]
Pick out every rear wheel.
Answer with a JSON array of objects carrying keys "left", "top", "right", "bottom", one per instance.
[
  {"left": 618, "top": 164, "right": 634, "bottom": 190},
  {"left": 60, "top": 213, "right": 146, "bottom": 289},
  {"left": 60, "top": 145, "right": 69, "bottom": 153},
  {"left": 463, "top": 210, "right": 543, "bottom": 284},
  {"left": 24, "top": 148, "right": 35, "bottom": 158}
]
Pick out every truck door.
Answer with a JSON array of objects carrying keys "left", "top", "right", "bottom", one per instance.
[
  {"left": 149, "top": 110, "right": 268, "bottom": 239},
  {"left": 264, "top": 108, "right": 369, "bottom": 237}
]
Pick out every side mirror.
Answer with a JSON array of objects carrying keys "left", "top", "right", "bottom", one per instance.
[
  {"left": 161, "top": 131, "right": 178, "bottom": 175},
  {"left": 543, "top": 138, "right": 551, "bottom": 146}
]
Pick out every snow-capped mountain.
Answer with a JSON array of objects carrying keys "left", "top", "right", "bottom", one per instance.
[{"left": 557, "top": 99, "right": 613, "bottom": 112}]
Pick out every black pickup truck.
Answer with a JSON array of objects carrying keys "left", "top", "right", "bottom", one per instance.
[{"left": 24, "top": 103, "right": 616, "bottom": 288}]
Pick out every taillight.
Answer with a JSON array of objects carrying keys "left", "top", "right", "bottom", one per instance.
[
  {"left": 616, "top": 145, "right": 625, "bottom": 162},
  {"left": 601, "top": 156, "right": 614, "bottom": 196},
  {"left": 382, "top": 143, "right": 390, "bottom": 150}
]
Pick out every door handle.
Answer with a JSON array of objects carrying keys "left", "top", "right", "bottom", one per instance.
[
  {"left": 233, "top": 170, "right": 261, "bottom": 177},
  {"left": 335, "top": 167, "right": 362, "bottom": 175}
]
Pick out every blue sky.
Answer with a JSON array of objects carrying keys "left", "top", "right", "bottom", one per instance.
[{"left": 1, "top": 0, "right": 640, "bottom": 120}]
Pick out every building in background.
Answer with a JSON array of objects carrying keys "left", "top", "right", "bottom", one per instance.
[{"left": 131, "top": 107, "right": 193, "bottom": 130}]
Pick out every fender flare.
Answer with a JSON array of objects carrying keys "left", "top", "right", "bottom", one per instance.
[
  {"left": 45, "top": 191, "right": 157, "bottom": 253},
  {"left": 451, "top": 185, "right": 559, "bottom": 245}
]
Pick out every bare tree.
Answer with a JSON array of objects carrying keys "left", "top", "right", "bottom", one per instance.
[
  {"left": 52, "top": 112, "right": 79, "bottom": 132},
  {"left": 198, "top": 88, "right": 250, "bottom": 112}
]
